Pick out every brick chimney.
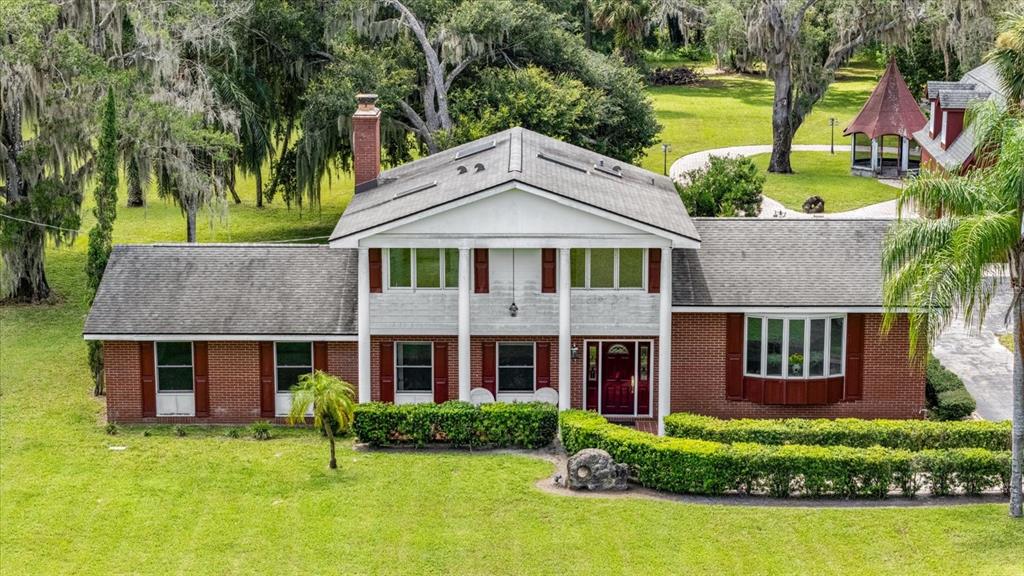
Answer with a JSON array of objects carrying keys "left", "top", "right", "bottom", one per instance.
[{"left": 353, "top": 94, "right": 381, "bottom": 192}]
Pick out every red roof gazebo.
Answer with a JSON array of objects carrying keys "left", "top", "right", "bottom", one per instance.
[{"left": 843, "top": 60, "right": 927, "bottom": 177}]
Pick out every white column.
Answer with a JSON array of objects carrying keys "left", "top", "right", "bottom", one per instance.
[
  {"left": 900, "top": 137, "right": 910, "bottom": 172},
  {"left": 558, "top": 248, "right": 571, "bottom": 410},
  {"left": 357, "top": 248, "right": 371, "bottom": 403},
  {"left": 458, "top": 247, "right": 471, "bottom": 402},
  {"left": 657, "top": 247, "right": 672, "bottom": 435},
  {"left": 870, "top": 137, "right": 879, "bottom": 173}
]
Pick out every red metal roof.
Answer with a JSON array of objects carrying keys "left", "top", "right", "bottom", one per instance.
[{"left": 843, "top": 60, "right": 927, "bottom": 139}]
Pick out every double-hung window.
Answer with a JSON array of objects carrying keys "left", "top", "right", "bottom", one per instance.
[
  {"left": 569, "top": 248, "right": 645, "bottom": 289},
  {"left": 745, "top": 315, "right": 845, "bottom": 379},
  {"left": 396, "top": 342, "right": 433, "bottom": 394},
  {"left": 388, "top": 248, "right": 459, "bottom": 289},
  {"left": 497, "top": 343, "right": 535, "bottom": 394},
  {"left": 276, "top": 342, "right": 313, "bottom": 392},
  {"left": 155, "top": 342, "right": 194, "bottom": 416}
]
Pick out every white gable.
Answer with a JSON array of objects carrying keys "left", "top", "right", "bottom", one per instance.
[{"left": 388, "top": 188, "right": 643, "bottom": 236}]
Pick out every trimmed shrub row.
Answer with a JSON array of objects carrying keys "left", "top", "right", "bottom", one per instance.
[
  {"left": 926, "top": 357, "right": 977, "bottom": 421},
  {"left": 561, "top": 411, "right": 1011, "bottom": 498},
  {"left": 663, "top": 413, "right": 1010, "bottom": 452},
  {"left": 353, "top": 401, "right": 558, "bottom": 449}
]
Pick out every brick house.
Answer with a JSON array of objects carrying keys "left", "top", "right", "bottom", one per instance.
[{"left": 85, "top": 95, "right": 926, "bottom": 433}]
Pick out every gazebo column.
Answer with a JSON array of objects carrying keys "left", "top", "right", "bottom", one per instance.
[
  {"left": 870, "top": 138, "right": 880, "bottom": 173},
  {"left": 900, "top": 137, "right": 910, "bottom": 172}
]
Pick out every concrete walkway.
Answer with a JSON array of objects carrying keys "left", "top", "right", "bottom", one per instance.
[
  {"left": 669, "top": 144, "right": 903, "bottom": 219},
  {"left": 932, "top": 276, "right": 1015, "bottom": 422}
]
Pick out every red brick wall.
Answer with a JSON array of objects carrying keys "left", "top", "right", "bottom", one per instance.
[
  {"left": 102, "top": 340, "right": 359, "bottom": 424},
  {"left": 670, "top": 313, "right": 926, "bottom": 419}
]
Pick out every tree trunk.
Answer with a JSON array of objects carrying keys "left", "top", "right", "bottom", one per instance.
[
  {"left": 326, "top": 423, "right": 337, "bottom": 469},
  {"left": 185, "top": 208, "right": 197, "bottom": 243},
  {"left": 228, "top": 167, "right": 241, "bottom": 205},
  {"left": 1012, "top": 282, "right": 1023, "bottom": 517},
  {"left": 2, "top": 226, "right": 51, "bottom": 303},
  {"left": 255, "top": 168, "right": 263, "bottom": 208},
  {"left": 583, "top": 0, "right": 592, "bottom": 49},
  {"left": 768, "top": 64, "right": 795, "bottom": 174}
]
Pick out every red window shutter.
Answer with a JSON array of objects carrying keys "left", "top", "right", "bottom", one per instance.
[
  {"left": 313, "top": 342, "right": 328, "bottom": 372},
  {"left": 193, "top": 342, "right": 210, "bottom": 417},
  {"left": 433, "top": 342, "right": 449, "bottom": 403},
  {"left": 541, "top": 249, "right": 556, "bottom": 293},
  {"left": 725, "top": 313, "right": 744, "bottom": 400},
  {"left": 140, "top": 342, "right": 156, "bottom": 417},
  {"left": 474, "top": 249, "right": 489, "bottom": 293},
  {"left": 259, "top": 342, "right": 275, "bottom": 417},
  {"left": 648, "top": 249, "right": 661, "bottom": 294},
  {"left": 844, "top": 314, "right": 865, "bottom": 400},
  {"left": 380, "top": 341, "right": 395, "bottom": 403},
  {"left": 481, "top": 341, "right": 496, "bottom": 396},
  {"left": 369, "top": 248, "right": 382, "bottom": 293},
  {"left": 535, "top": 342, "right": 551, "bottom": 388}
]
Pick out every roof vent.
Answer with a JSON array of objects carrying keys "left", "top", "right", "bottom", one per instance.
[
  {"left": 393, "top": 181, "right": 437, "bottom": 199},
  {"left": 537, "top": 152, "right": 588, "bottom": 173},
  {"left": 455, "top": 140, "right": 496, "bottom": 160},
  {"left": 593, "top": 163, "right": 623, "bottom": 178},
  {"left": 474, "top": 163, "right": 485, "bottom": 173},
  {"left": 457, "top": 165, "right": 468, "bottom": 175}
]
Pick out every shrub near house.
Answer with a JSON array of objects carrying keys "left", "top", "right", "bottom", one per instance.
[{"left": 354, "top": 402, "right": 558, "bottom": 448}]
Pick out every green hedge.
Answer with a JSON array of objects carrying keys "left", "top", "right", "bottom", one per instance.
[
  {"left": 353, "top": 401, "right": 558, "bottom": 449},
  {"left": 561, "top": 411, "right": 1011, "bottom": 498},
  {"left": 663, "top": 413, "right": 1010, "bottom": 452},
  {"left": 926, "top": 357, "right": 976, "bottom": 421}
]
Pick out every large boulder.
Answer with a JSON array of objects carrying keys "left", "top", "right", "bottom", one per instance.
[{"left": 566, "top": 448, "right": 629, "bottom": 491}]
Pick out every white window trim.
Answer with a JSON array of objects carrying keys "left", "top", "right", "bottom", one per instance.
[
  {"left": 496, "top": 342, "right": 537, "bottom": 396},
  {"left": 395, "top": 341, "right": 434, "bottom": 401},
  {"left": 743, "top": 314, "right": 846, "bottom": 380},
  {"left": 581, "top": 339, "right": 655, "bottom": 418},
  {"left": 940, "top": 111, "right": 948, "bottom": 146},
  {"left": 570, "top": 248, "right": 647, "bottom": 291},
  {"left": 154, "top": 341, "right": 194, "bottom": 393},
  {"left": 274, "top": 341, "right": 314, "bottom": 417},
  {"left": 386, "top": 248, "right": 458, "bottom": 291}
]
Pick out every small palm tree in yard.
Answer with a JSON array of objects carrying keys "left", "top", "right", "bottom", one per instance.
[
  {"left": 287, "top": 371, "right": 356, "bottom": 470},
  {"left": 882, "top": 12, "right": 1024, "bottom": 518}
]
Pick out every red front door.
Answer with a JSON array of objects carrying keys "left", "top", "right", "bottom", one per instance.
[{"left": 601, "top": 342, "right": 636, "bottom": 415}]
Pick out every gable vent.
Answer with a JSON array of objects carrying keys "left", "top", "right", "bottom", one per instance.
[
  {"left": 393, "top": 181, "right": 437, "bottom": 199},
  {"left": 455, "top": 140, "right": 496, "bottom": 160}
]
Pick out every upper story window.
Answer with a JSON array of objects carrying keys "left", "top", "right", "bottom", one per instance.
[
  {"left": 745, "top": 315, "right": 845, "bottom": 379},
  {"left": 388, "top": 248, "right": 458, "bottom": 289},
  {"left": 569, "top": 248, "right": 645, "bottom": 290},
  {"left": 275, "top": 342, "right": 313, "bottom": 392},
  {"left": 155, "top": 342, "right": 194, "bottom": 392}
]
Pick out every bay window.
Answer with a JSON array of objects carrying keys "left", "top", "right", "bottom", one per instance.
[
  {"left": 388, "top": 248, "right": 458, "bottom": 289},
  {"left": 569, "top": 248, "right": 645, "bottom": 289},
  {"left": 745, "top": 315, "right": 845, "bottom": 379}
]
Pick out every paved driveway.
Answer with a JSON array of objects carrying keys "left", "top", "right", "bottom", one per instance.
[{"left": 932, "top": 276, "right": 1014, "bottom": 421}]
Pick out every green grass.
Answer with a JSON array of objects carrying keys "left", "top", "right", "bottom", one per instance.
[
  {"left": 749, "top": 151, "right": 901, "bottom": 213},
  {"left": 998, "top": 333, "right": 1014, "bottom": 352},
  {"left": 640, "top": 58, "right": 879, "bottom": 174},
  {"left": 3, "top": 65, "right": 1024, "bottom": 575}
]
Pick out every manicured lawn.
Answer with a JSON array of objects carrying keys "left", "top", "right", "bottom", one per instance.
[
  {"left": 749, "top": 151, "right": 901, "bottom": 213},
  {"left": 640, "top": 59, "right": 879, "bottom": 174}
]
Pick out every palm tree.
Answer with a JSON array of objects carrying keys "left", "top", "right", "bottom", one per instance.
[
  {"left": 287, "top": 371, "right": 357, "bottom": 470},
  {"left": 590, "top": 0, "right": 699, "bottom": 68},
  {"left": 882, "top": 13, "right": 1024, "bottom": 518}
]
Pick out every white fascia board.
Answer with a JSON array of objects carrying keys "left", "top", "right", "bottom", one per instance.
[
  {"left": 84, "top": 333, "right": 358, "bottom": 342},
  {"left": 330, "top": 181, "right": 700, "bottom": 249},
  {"left": 671, "top": 306, "right": 911, "bottom": 313}
]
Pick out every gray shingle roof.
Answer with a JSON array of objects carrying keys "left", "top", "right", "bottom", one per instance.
[
  {"left": 672, "top": 219, "right": 892, "bottom": 307},
  {"left": 84, "top": 244, "right": 357, "bottom": 336},
  {"left": 938, "top": 89, "right": 990, "bottom": 109},
  {"left": 927, "top": 81, "right": 974, "bottom": 99},
  {"left": 331, "top": 127, "right": 699, "bottom": 243}
]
